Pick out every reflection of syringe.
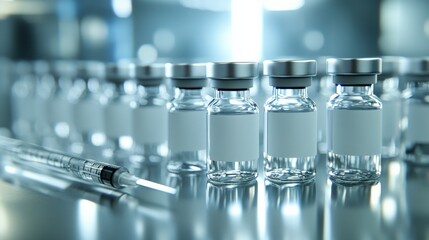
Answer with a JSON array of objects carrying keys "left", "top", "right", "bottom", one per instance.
[{"left": 0, "top": 137, "right": 176, "bottom": 195}]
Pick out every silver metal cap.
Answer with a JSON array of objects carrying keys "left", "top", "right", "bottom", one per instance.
[
  {"left": 206, "top": 62, "right": 258, "bottom": 79},
  {"left": 399, "top": 57, "right": 429, "bottom": 76},
  {"left": 166, "top": 63, "right": 206, "bottom": 79},
  {"left": 77, "top": 61, "right": 105, "bottom": 79},
  {"left": 380, "top": 56, "right": 401, "bottom": 77},
  {"left": 327, "top": 58, "right": 382, "bottom": 75},
  {"left": 105, "top": 62, "right": 135, "bottom": 82},
  {"left": 263, "top": 59, "right": 317, "bottom": 77},
  {"left": 135, "top": 63, "right": 165, "bottom": 79}
]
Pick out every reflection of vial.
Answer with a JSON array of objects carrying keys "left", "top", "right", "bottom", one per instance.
[
  {"left": 102, "top": 63, "right": 135, "bottom": 164},
  {"left": 327, "top": 58, "right": 382, "bottom": 183},
  {"left": 166, "top": 63, "right": 208, "bottom": 172},
  {"left": 130, "top": 64, "right": 168, "bottom": 163},
  {"left": 401, "top": 58, "right": 429, "bottom": 163},
  {"left": 373, "top": 57, "right": 402, "bottom": 158},
  {"left": 71, "top": 61, "right": 106, "bottom": 159},
  {"left": 207, "top": 62, "right": 259, "bottom": 184},
  {"left": 263, "top": 59, "right": 317, "bottom": 183}
]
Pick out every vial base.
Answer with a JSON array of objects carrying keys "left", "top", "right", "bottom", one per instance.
[
  {"left": 382, "top": 138, "right": 401, "bottom": 158},
  {"left": 264, "top": 156, "right": 315, "bottom": 183},
  {"left": 207, "top": 160, "right": 258, "bottom": 185},
  {"left": 328, "top": 152, "right": 381, "bottom": 184},
  {"left": 167, "top": 150, "right": 206, "bottom": 173},
  {"left": 405, "top": 143, "right": 429, "bottom": 164}
]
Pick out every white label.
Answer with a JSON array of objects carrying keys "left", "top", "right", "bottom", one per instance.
[
  {"left": 328, "top": 109, "right": 381, "bottom": 155},
  {"left": 266, "top": 111, "right": 317, "bottom": 158},
  {"left": 382, "top": 100, "right": 401, "bottom": 141},
  {"left": 168, "top": 111, "right": 206, "bottom": 152},
  {"left": 132, "top": 106, "right": 167, "bottom": 145},
  {"left": 74, "top": 99, "right": 104, "bottom": 132},
  {"left": 406, "top": 104, "right": 429, "bottom": 143},
  {"left": 104, "top": 103, "right": 132, "bottom": 137},
  {"left": 209, "top": 114, "right": 259, "bottom": 162},
  {"left": 49, "top": 98, "right": 73, "bottom": 124}
]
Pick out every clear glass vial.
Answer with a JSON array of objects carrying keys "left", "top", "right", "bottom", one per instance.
[
  {"left": 373, "top": 57, "right": 402, "bottom": 158},
  {"left": 400, "top": 57, "right": 429, "bottom": 163},
  {"left": 71, "top": 61, "right": 107, "bottom": 159},
  {"left": 326, "top": 58, "right": 382, "bottom": 183},
  {"left": 46, "top": 61, "right": 77, "bottom": 152},
  {"left": 263, "top": 59, "right": 318, "bottom": 183},
  {"left": 206, "top": 62, "right": 259, "bottom": 184},
  {"left": 166, "top": 63, "right": 208, "bottom": 172},
  {"left": 130, "top": 64, "right": 168, "bottom": 163},
  {"left": 102, "top": 63, "right": 135, "bottom": 164}
]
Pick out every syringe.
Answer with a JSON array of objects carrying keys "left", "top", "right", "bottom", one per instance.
[{"left": 0, "top": 136, "right": 177, "bottom": 195}]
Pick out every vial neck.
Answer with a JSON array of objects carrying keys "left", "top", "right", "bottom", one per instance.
[
  {"left": 176, "top": 88, "right": 203, "bottom": 99},
  {"left": 274, "top": 88, "right": 307, "bottom": 98},
  {"left": 407, "top": 81, "right": 429, "bottom": 91},
  {"left": 216, "top": 89, "right": 250, "bottom": 100},
  {"left": 336, "top": 85, "right": 373, "bottom": 95}
]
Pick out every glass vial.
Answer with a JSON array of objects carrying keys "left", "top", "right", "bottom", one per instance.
[
  {"left": 263, "top": 59, "right": 318, "bottom": 183},
  {"left": 130, "top": 64, "right": 168, "bottom": 163},
  {"left": 401, "top": 57, "right": 429, "bottom": 163},
  {"left": 71, "top": 61, "right": 107, "bottom": 159},
  {"left": 206, "top": 62, "right": 259, "bottom": 184},
  {"left": 166, "top": 63, "right": 208, "bottom": 172},
  {"left": 102, "top": 63, "right": 135, "bottom": 164},
  {"left": 326, "top": 58, "right": 382, "bottom": 183},
  {"left": 373, "top": 57, "right": 402, "bottom": 158},
  {"left": 46, "top": 61, "right": 77, "bottom": 152}
]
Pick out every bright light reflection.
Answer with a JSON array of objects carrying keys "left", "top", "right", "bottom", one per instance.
[
  {"left": 282, "top": 202, "right": 300, "bottom": 217},
  {"left": 78, "top": 199, "right": 98, "bottom": 240},
  {"left": 91, "top": 133, "right": 106, "bottom": 146},
  {"left": 228, "top": 202, "right": 243, "bottom": 218},
  {"left": 231, "top": 0, "right": 262, "bottom": 61},
  {"left": 119, "top": 136, "right": 133, "bottom": 150},
  {"left": 381, "top": 197, "right": 397, "bottom": 224},
  {"left": 263, "top": 0, "right": 305, "bottom": 11},
  {"left": 0, "top": 205, "right": 9, "bottom": 238},
  {"left": 370, "top": 183, "right": 381, "bottom": 210},
  {"left": 112, "top": 0, "right": 132, "bottom": 18}
]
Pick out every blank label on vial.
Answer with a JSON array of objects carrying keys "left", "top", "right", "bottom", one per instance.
[
  {"left": 49, "top": 98, "right": 73, "bottom": 124},
  {"left": 382, "top": 100, "right": 401, "bottom": 141},
  {"left": 266, "top": 111, "right": 317, "bottom": 158},
  {"left": 104, "top": 103, "right": 132, "bottom": 137},
  {"left": 328, "top": 109, "right": 381, "bottom": 155},
  {"left": 406, "top": 104, "right": 429, "bottom": 143},
  {"left": 74, "top": 99, "right": 103, "bottom": 132},
  {"left": 132, "top": 106, "right": 167, "bottom": 145},
  {"left": 209, "top": 114, "right": 259, "bottom": 162},
  {"left": 168, "top": 111, "right": 206, "bottom": 152}
]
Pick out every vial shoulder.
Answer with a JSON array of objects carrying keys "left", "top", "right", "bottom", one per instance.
[
  {"left": 327, "top": 93, "right": 382, "bottom": 110},
  {"left": 264, "top": 96, "right": 317, "bottom": 112}
]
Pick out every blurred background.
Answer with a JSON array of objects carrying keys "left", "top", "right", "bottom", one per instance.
[{"left": 0, "top": 0, "right": 429, "bottom": 132}]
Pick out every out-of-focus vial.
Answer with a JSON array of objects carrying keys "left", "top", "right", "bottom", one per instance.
[
  {"left": 401, "top": 57, "right": 429, "bottom": 163},
  {"left": 311, "top": 57, "right": 335, "bottom": 154},
  {"left": 11, "top": 61, "right": 36, "bottom": 142},
  {"left": 206, "top": 62, "right": 259, "bottom": 184},
  {"left": 326, "top": 58, "right": 382, "bottom": 183},
  {"left": 130, "top": 64, "right": 168, "bottom": 163},
  {"left": 33, "top": 61, "right": 56, "bottom": 146},
  {"left": 263, "top": 59, "right": 317, "bottom": 183},
  {"left": 102, "top": 63, "right": 136, "bottom": 164},
  {"left": 46, "top": 61, "right": 77, "bottom": 151},
  {"left": 373, "top": 57, "right": 402, "bottom": 158},
  {"left": 166, "top": 63, "right": 208, "bottom": 173},
  {"left": 71, "top": 61, "right": 106, "bottom": 159}
]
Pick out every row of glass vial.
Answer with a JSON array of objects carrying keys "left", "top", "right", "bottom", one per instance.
[{"left": 9, "top": 57, "right": 429, "bottom": 185}]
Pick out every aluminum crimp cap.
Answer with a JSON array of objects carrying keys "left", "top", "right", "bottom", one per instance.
[
  {"left": 207, "top": 62, "right": 258, "bottom": 89},
  {"left": 134, "top": 63, "right": 165, "bottom": 86},
  {"left": 263, "top": 59, "right": 317, "bottom": 88},
  {"left": 166, "top": 63, "right": 207, "bottom": 88},
  {"left": 380, "top": 56, "right": 401, "bottom": 78},
  {"left": 399, "top": 57, "right": 429, "bottom": 76},
  {"left": 77, "top": 61, "right": 105, "bottom": 79},
  {"left": 105, "top": 62, "right": 135, "bottom": 82},
  {"left": 327, "top": 58, "right": 381, "bottom": 75}
]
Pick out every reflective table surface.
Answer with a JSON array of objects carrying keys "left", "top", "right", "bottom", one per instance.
[{"left": 1, "top": 154, "right": 428, "bottom": 240}]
